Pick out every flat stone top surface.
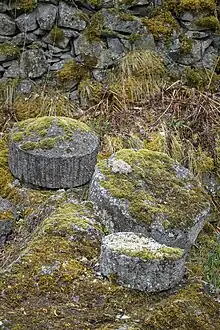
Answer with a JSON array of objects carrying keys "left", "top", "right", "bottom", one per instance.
[
  {"left": 102, "top": 232, "right": 184, "bottom": 261},
  {"left": 10, "top": 116, "right": 99, "bottom": 158},
  {"left": 97, "top": 149, "right": 209, "bottom": 230}
]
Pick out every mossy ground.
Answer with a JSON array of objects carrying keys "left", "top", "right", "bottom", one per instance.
[
  {"left": 98, "top": 149, "right": 209, "bottom": 229},
  {"left": 0, "top": 198, "right": 219, "bottom": 329}
]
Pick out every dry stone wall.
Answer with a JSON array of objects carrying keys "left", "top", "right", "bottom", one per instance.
[{"left": 0, "top": 0, "right": 219, "bottom": 98}]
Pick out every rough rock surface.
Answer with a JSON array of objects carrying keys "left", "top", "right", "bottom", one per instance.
[
  {"left": 20, "top": 49, "right": 48, "bottom": 78},
  {"left": 89, "top": 149, "right": 210, "bottom": 249},
  {"left": 8, "top": 116, "right": 99, "bottom": 188},
  {"left": 0, "top": 197, "right": 14, "bottom": 246},
  {"left": 100, "top": 232, "right": 186, "bottom": 292}
]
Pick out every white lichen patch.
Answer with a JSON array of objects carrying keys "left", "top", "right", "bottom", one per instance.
[
  {"left": 110, "top": 159, "right": 132, "bottom": 175},
  {"left": 103, "top": 232, "right": 184, "bottom": 260}
]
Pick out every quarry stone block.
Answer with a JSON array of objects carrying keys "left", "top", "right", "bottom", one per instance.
[
  {"left": 89, "top": 149, "right": 210, "bottom": 249},
  {"left": 100, "top": 232, "right": 186, "bottom": 292},
  {"left": 8, "top": 116, "right": 99, "bottom": 189}
]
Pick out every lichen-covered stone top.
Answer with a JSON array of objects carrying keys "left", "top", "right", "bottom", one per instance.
[
  {"left": 10, "top": 116, "right": 98, "bottom": 157},
  {"left": 98, "top": 149, "right": 209, "bottom": 229},
  {"left": 102, "top": 232, "right": 184, "bottom": 261}
]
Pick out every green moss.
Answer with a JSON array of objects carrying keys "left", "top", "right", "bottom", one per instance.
[
  {"left": 57, "top": 60, "right": 87, "bottom": 84},
  {"left": 21, "top": 141, "right": 36, "bottom": 151},
  {"left": 144, "top": 283, "right": 219, "bottom": 329},
  {"left": 164, "top": 0, "right": 216, "bottom": 13},
  {"left": 184, "top": 67, "right": 220, "bottom": 92},
  {"left": 84, "top": 11, "right": 104, "bottom": 42},
  {"left": 13, "top": 116, "right": 91, "bottom": 151},
  {"left": 179, "top": 35, "right": 193, "bottom": 55},
  {"left": 98, "top": 149, "right": 209, "bottom": 229},
  {"left": 0, "top": 210, "right": 14, "bottom": 221},
  {"left": 0, "top": 138, "right": 14, "bottom": 199},
  {"left": 12, "top": 132, "right": 24, "bottom": 143},
  {"left": 118, "top": 245, "right": 183, "bottom": 261},
  {"left": 85, "top": 0, "right": 102, "bottom": 7},
  {"left": 142, "top": 11, "right": 179, "bottom": 40},
  {"left": 21, "top": 137, "right": 59, "bottom": 151},
  {"left": 15, "top": 0, "right": 37, "bottom": 11},
  {"left": 50, "top": 26, "right": 64, "bottom": 43},
  {"left": 196, "top": 16, "right": 220, "bottom": 31},
  {"left": 17, "top": 116, "right": 90, "bottom": 136},
  {"left": 0, "top": 43, "right": 20, "bottom": 58}
]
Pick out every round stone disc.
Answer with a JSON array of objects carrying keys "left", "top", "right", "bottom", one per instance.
[
  {"left": 100, "top": 232, "right": 186, "bottom": 292},
  {"left": 9, "top": 116, "right": 99, "bottom": 188}
]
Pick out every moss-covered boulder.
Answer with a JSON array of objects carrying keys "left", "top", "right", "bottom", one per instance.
[
  {"left": 89, "top": 149, "right": 210, "bottom": 249},
  {"left": 9, "top": 116, "right": 99, "bottom": 188},
  {"left": 100, "top": 232, "right": 186, "bottom": 292}
]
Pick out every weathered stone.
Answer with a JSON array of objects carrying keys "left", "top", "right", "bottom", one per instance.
[
  {"left": 199, "top": 46, "right": 218, "bottom": 70},
  {"left": 0, "top": 13, "right": 16, "bottom": 36},
  {"left": 74, "top": 34, "right": 105, "bottom": 57},
  {"left": 69, "top": 90, "right": 79, "bottom": 101},
  {"left": 89, "top": 149, "right": 210, "bottom": 249},
  {"left": 15, "top": 11, "right": 38, "bottom": 32},
  {"left": 0, "top": 35, "right": 12, "bottom": 43},
  {"left": 9, "top": 116, "right": 99, "bottom": 188},
  {"left": 100, "top": 232, "right": 186, "bottom": 292},
  {"left": 132, "top": 33, "right": 155, "bottom": 51},
  {"left": 50, "top": 59, "right": 67, "bottom": 71},
  {"left": 37, "top": 3, "right": 57, "bottom": 30},
  {"left": 58, "top": 1, "right": 87, "bottom": 31},
  {"left": 177, "top": 39, "right": 212, "bottom": 66},
  {"left": 107, "top": 38, "right": 125, "bottom": 55},
  {"left": 15, "top": 79, "right": 34, "bottom": 94},
  {"left": 0, "top": 197, "right": 14, "bottom": 246},
  {"left": 43, "top": 30, "right": 71, "bottom": 49},
  {"left": 12, "top": 32, "right": 37, "bottom": 46},
  {"left": 4, "top": 61, "right": 21, "bottom": 78},
  {"left": 20, "top": 49, "right": 48, "bottom": 78},
  {"left": 102, "top": 9, "right": 143, "bottom": 34}
]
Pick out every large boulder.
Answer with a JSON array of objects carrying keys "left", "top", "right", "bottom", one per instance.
[
  {"left": 89, "top": 149, "right": 210, "bottom": 249},
  {"left": 100, "top": 232, "right": 186, "bottom": 292},
  {"left": 8, "top": 116, "right": 99, "bottom": 188},
  {"left": 20, "top": 49, "right": 48, "bottom": 78}
]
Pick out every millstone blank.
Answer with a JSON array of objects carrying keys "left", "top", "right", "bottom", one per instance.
[
  {"left": 100, "top": 232, "right": 186, "bottom": 292},
  {"left": 8, "top": 116, "right": 99, "bottom": 188}
]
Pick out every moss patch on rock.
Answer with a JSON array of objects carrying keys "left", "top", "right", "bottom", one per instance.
[
  {"left": 0, "top": 43, "right": 20, "bottom": 58},
  {"left": 11, "top": 116, "right": 91, "bottom": 151},
  {"left": 98, "top": 149, "right": 209, "bottom": 229},
  {"left": 142, "top": 11, "right": 179, "bottom": 41}
]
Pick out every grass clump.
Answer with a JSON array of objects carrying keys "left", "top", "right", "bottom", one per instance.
[
  {"left": 84, "top": 11, "right": 104, "bottom": 42},
  {"left": 98, "top": 149, "right": 209, "bottom": 229}
]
